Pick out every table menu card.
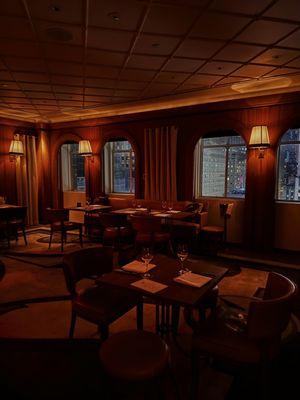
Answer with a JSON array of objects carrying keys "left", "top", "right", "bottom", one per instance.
[
  {"left": 131, "top": 279, "right": 168, "bottom": 293},
  {"left": 174, "top": 271, "right": 212, "bottom": 288}
]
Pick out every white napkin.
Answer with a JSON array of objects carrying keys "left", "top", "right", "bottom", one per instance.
[
  {"left": 122, "top": 260, "right": 156, "bottom": 273},
  {"left": 168, "top": 210, "right": 181, "bottom": 214},
  {"left": 154, "top": 213, "right": 170, "bottom": 217},
  {"left": 131, "top": 279, "right": 168, "bottom": 293},
  {"left": 174, "top": 271, "right": 212, "bottom": 288}
]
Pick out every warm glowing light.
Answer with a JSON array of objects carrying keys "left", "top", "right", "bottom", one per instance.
[
  {"left": 78, "top": 140, "right": 92, "bottom": 156},
  {"left": 9, "top": 139, "right": 24, "bottom": 156},
  {"left": 249, "top": 126, "right": 270, "bottom": 148}
]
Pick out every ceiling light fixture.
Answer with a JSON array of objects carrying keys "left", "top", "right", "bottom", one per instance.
[
  {"left": 50, "top": 5, "right": 60, "bottom": 12},
  {"left": 108, "top": 12, "right": 120, "bottom": 21}
]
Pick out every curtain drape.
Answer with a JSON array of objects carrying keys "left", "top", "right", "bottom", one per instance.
[
  {"left": 144, "top": 126, "right": 178, "bottom": 201},
  {"left": 16, "top": 134, "right": 39, "bottom": 225},
  {"left": 193, "top": 140, "right": 201, "bottom": 199}
]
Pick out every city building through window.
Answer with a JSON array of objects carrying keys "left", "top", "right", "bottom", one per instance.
[
  {"left": 60, "top": 142, "right": 85, "bottom": 192},
  {"left": 103, "top": 139, "right": 135, "bottom": 194},
  {"left": 277, "top": 128, "right": 300, "bottom": 202},
  {"left": 194, "top": 133, "right": 247, "bottom": 198}
]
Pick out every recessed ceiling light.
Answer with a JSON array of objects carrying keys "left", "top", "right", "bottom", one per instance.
[
  {"left": 273, "top": 55, "right": 280, "bottom": 59},
  {"left": 50, "top": 5, "right": 60, "bottom": 12},
  {"left": 108, "top": 12, "right": 120, "bottom": 21},
  {"left": 152, "top": 43, "right": 160, "bottom": 48},
  {"left": 217, "top": 67, "right": 222, "bottom": 70},
  {"left": 45, "top": 27, "right": 73, "bottom": 42}
]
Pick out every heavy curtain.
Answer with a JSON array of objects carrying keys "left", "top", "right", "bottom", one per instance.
[
  {"left": 144, "top": 126, "right": 178, "bottom": 201},
  {"left": 16, "top": 134, "right": 39, "bottom": 225},
  {"left": 193, "top": 140, "right": 201, "bottom": 199}
]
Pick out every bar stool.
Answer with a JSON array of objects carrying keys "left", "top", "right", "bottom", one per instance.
[{"left": 99, "top": 330, "right": 176, "bottom": 399}]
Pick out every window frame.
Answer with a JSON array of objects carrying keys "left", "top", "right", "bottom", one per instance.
[
  {"left": 276, "top": 129, "right": 300, "bottom": 203},
  {"left": 196, "top": 135, "right": 247, "bottom": 199},
  {"left": 60, "top": 142, "right": 86, "bottom": 193},
  {"left": 103, "top": 139, "right": 136, "bottom": 195}
]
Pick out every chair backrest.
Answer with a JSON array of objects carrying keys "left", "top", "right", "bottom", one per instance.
[
  {"left": 219, "top": 203, "right": 234, "bottom": 218},
  {"left": 130, "top": 215, "right": 162, "bottom": 233},
  {"left": 7, "top": 206, "right": 27, "bottom": 222},
  {"left": 98, "top": 212, "right": 127, "bottom": 228},
  {"left": 247, "top": 272, "right": 297, "bottom": 341},
  {"left": 62, "top": 246, "right": 114, "bottom": 295},
  {"left": 46, "top": 208, "right": 69, "bottom": 224}
]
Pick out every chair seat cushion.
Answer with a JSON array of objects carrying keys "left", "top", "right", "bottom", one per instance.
[
  {"left": 73, "top": 285, "right": 138, "bottom": 325},
  {"left": 193, "top": 315, "right": 261, "bottom": 364},
  {"left": 202, "top": 226, "right": 224, "bottom": 233},
  {"left": 99, "top": 330, "right": 169, "bottom": 381},
  {"left": 103, "top": 227, "right": 119, "bottom": 240}
]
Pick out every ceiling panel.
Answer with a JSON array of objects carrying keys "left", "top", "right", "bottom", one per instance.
[
  {"left": 175, "top": 38, "right": 223, "bottom": 59},
  {"left": 127, "top": 54, "right": 166, "bottom": 70},
  {"left": 210, "top": 0, "right": 272, "bottom": 15},
  {"left": 252, "top": 48, "right": 300, "bottom": 65},
  {"left": 0, "top": 40, "right": 40, "bottom": 57},
  {"left": 88, "top": 28, "right": 134, "bottom": 52},
  {"left": 231, "top": 64, "right": 275, "bottom": 78},
  {"left": 216, "top": 43, "right": 265, "bottom": 62},
  {"left": 85, "top": 49, "right": 126, "bottom": 66},
  {"left": 85, "top": 87, "right": 114, "bottom": 96},
  {"left": 286, "top": 57, "right": 300, "bottom": 68},
  {"left": 155, "top": 71, "right": 190, "bottom": 84},
  {"left": 191, "top": 13, "right": 250, "bottom": 40},
  {"left": 13, "top": 72, "right": 49, "bottom": 83},
  {"left": 25, "top": 91, "right": 55, "bottom": 99},
  {"left": 185, "top": 74, "right": 222, "bottom": 86},
  {"left": 264, "top": 67, "right": 300, "bottom": 77},
  {"left": 279, "top": 30, "right": 300, "bottom": 49},
  {"left": 44, "top": 44, "right": 83, "bottom": 62},
  {"left": 120, "top": 68, "right": 157, "bottom": 81},
  {"left": 85, "top": 77, "right": 115, "bottom": 89},
  {"left": 134, "top": 34, "right": 181, "bottom": 56},
  {"left": 142, "top": 4, "right": 196, "bottom": 35},
  {"left": 48, "top": 61, "right": 84, "bottom": 76},
  {"left": 165, "top": 57, "right": 205, "bottom": 73},
  {"left": 51, "top": 75, "right": 83, "bottom": 86},
  {"left": 27, "top": 0, "right": 83, "bottom": 24},
  {"left": 214, "top": 76, "right": 250, "bottom": 86},
  {"left": 117, "top": 80, "right": 147, "bottom": 90},
  {"left": 237, "top": 20, "right": 297, "bottom": 45},
  {"left": 0, "top": 16, "right": 34, "bottom": 40},
  {"left": 0, "top": 0, "right": 27, "bottom": 16},
  {"left": 35, "top": 21, "right": 83, "bottom": 46},
  {"left": 264, "top": 0, "right": 300, "bottom": 22},
  {"left": 0, "top": 90, "right": 26, "bottom": 98},
  {"left": 89, "top": 0, "right": 144, "bottom": 31},
  {"left": 85, "top": 64, "right": 120, "bottom": 79},
  {"left": 53, "top": 85, "right": 83, "bottom": 94},
  {"left": 198, "top": 61, "right": 242, "bottom": 75},
  {"left": 4, "top": 57, "right": 46, "bottom": 72}
]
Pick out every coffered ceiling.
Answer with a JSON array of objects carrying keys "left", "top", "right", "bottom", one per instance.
[{"left": 1, "top": 0, "right": 300, "bottom": 122}]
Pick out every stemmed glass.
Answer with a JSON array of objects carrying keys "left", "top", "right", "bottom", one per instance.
[
  {"left": 132, "top": 199, "right": 137, "bottom": 209},
  {"left": 141, "top": 247, "right": 153, "bottom": 279},
  {"left": 177, "top": 244, "right": 190, "bottom": 275},
  {"left": 167, "top": 201, "right": 173, "bottom": 212},
  {"left": 161, "top": 201, "right": 167, "bottom": 211}
]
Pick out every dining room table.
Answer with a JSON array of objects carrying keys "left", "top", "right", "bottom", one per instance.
[
  {"left": 68, "top": 204, "right": 112, "bottom": 224},
  {"left": 97, "top": 254, "right": 228, "bottom": 336},
  {"left": 112, "top": 207, "right": 195, "bottom": 221}
]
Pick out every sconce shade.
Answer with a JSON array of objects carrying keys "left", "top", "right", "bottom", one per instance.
[
  {"left": 78, "top": 140, "right": 92, "bottom": 156},
  {"left": 9, "top": 139, "right": 24, "bottom": 156},
  {"left": 249, "top": 126, "right": 270, "bottom": 148}
]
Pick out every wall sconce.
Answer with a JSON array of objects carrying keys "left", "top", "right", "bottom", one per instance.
[
  {"left": 249, "top": 125, "right": 270, "bottom": 158},
  {"left": 78, "top": 140, "right": 92, "bottom": 157},
  {"left": 9, "top": 135, "right": 24, "bottom": 160}
]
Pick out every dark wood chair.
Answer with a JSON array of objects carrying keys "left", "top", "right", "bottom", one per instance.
[
  {"left": 0, "top": 209, "right": 10, "bottom": 248},
  {"left": 99, "top": 330, "right": 178, "bottom": 399},
  {"left": 63, "top": 246, "right": 143, "bottom": 340},
  {"left": 201, "top": 202, "right": 233, "bottom": 254},
  {"left": 46, "top": 208, "right": 83, "bottom": 252},
  {"left": 130, "top": 214, "right": 173, "bottom": 254},
  {"left": 7, "top": 206, "right": 28, "bottom": 246},
  {"left": 187, "top": 272, "right": 297, "bottom": 399}
]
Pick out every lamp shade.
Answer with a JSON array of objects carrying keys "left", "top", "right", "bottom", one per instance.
[
  {"left": 78, "top": 140, "right": 92, "bottom": 156},
  {"left": 249, "top": 126, "right": 270, "bottom": 148},
  {"left": 9, "top": 139, "right": 24, "bottom": 156}
]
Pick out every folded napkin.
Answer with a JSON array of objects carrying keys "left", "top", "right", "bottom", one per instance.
[
  {"left": 168, "top": 210, "right": 181, "bottom": 214},
  {"left": 122, "top": 260, "right": 156, "bottom": 274},
  {"left": 174, "top": 271, "right": 212, "bottom": 288},
  {"left": 155, "top": 213, "right": 170, "bottom": 217},
  {"left": 131, "top": 279, "right": 168, "bottom": 293}
]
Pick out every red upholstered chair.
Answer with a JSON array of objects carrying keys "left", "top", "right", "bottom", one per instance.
[
  {"left": 130, "top": 214, "right": 172, "bottom": 253},
  {"left": 63, "top": 247, "right": 143, "bottom": 340},
  {"left": 187, "top": 272, "right": 297, "bottom": 399},
  {"left": 46, "top": 208, "right": 83, "bottom": 252},
  {"left": 97, "top": 212, "right": 133, "bottom": 248}
]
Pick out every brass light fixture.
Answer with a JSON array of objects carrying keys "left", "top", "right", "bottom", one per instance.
[
  {"left": 9, "top": 135, "right": 24, "bottom": 158},
  {"left": 78, "top": 140, "right": 92, "bottom": 157},
  {"left": 249, "top": 126, "right": 270, "bottom": 158}
]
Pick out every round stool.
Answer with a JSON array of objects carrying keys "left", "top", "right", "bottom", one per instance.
[{"left": 99, "top": 330, "right": 169, "bottom": 382}]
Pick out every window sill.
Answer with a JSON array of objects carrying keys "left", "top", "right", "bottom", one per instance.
[
  {"left": 275, "top": 200, "right": 300, "bottom": 205},
  {"left": 108, "top": 193, "right": 134, "bottom": 197}
]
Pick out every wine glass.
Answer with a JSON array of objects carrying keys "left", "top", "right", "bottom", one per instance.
[
  {"left": 167, "top": 201, "right": 173, "bottom": 212},
  {"left": 132, "top": 199, "right": 137, "bottom": 209},
  {"left": 137, "top": 201, "right": 141, "bottom": 209},
  {"left": 161, "top": 201, "right": 167, "bottom": 211},
  {"left": 177, "top": 244, "right": 189, "bottom": 275},
  {"left": 141, "top": 247, "right": 153, "bottom": 279}
]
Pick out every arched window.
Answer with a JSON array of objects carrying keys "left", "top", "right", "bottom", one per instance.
[
  {"left": 60, "top": 142, "right": 85, "bottom": 192},
  {"left": 193, "top": 132, "right": 247, "bottom": 198},
  {"left": 103, "top": 139, "right": 135, "bottom": 194},
  {"left": 276, "top": 128, "right": 300, "bottom": 202}
]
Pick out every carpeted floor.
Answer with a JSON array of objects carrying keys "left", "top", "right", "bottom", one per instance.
[{"left": 1, "top": 235, "right": 300, "bottom": 399}]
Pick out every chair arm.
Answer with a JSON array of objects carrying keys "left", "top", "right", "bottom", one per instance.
[{"left": 198, "top": 211, "right": 208, "bottom": 229}]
